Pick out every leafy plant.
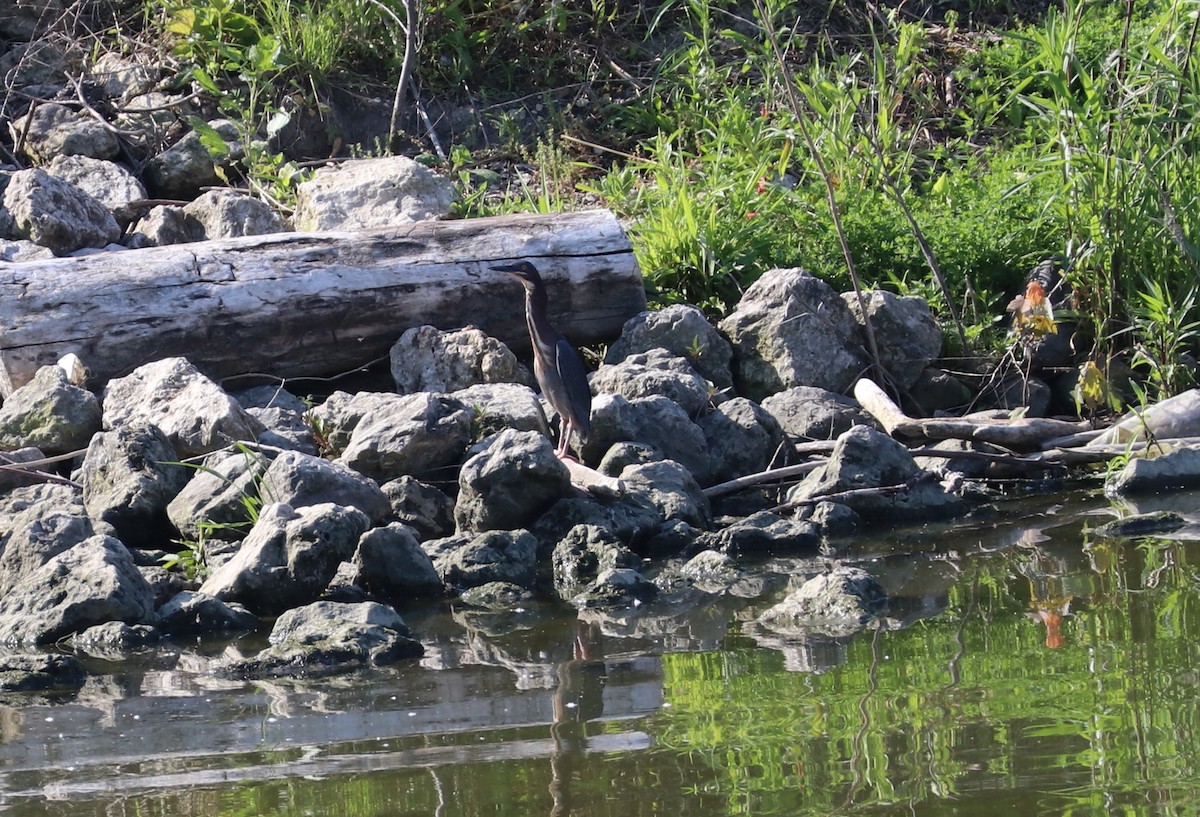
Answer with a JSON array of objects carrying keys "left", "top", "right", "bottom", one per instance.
[{"left": 1129, "top": 276, "right": 1200, "bottom": 401}]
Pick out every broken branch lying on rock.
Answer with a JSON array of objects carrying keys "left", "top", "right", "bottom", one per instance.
[{"left": 854, "top": 377, "right": 1090, "bottom": 451}]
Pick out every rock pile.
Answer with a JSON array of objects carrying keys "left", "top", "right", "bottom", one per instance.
[{"left": 0, "top": 264, "right": 979, "bottom": 688}]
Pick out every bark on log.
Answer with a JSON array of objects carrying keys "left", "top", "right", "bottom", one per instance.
[{"left": 0, "top": 209, "right": 644, "bottom": 396}]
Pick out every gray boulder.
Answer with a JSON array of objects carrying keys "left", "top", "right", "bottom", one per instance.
[
  {"left": 156, "top": 590, "right": 260, "bottom": 635},
  {"left": 234, "top": 385, "right": 319, "bottom": 454},
  {"left": 589, "top": 350, "right": 713, "bottom": 416},
  {"left": 455, "top": 429, "right": 571, "bottom": 532},
  {"left": 9, "top": 102, "right": 119, "bottom": 162},
  {"left": 305, "top": 390, "right": 400, "bottom": 454},
  {"left": 719, "top": 268, "right": 867, "bottom": 400},
  {"left": 125, "top": 204, "right": 192, "bottom": 249},
  {"left": 381, "top": 476, "right": 454, "bottom": 541},
  {"left": 452, "top": 383, "right": 550, "bottom": 438},
  {"left": 79, "top": 422, "right": 190, "bottom": 549},
  {"left": 605, "top": 303, "right": 734, "bottom": 389},
  {"left": 696, "top": 397, "right": 783, "bottom": 483},
  {"left": 2, "top": 167, "right": 120, "bottom": 254},
  {"left": 702, "top": 511, "right": 820, "bottom": 556},
  {"left": 581, "top": 394, "right": 710, "bottom": 479},
  {"left": 102, "top": 357, "right": 263, "bottom": 458},
  {"left": 551, "top": 524, "right": 639, "bottom": 600},
  {"left": 428, "top": 529, "right": 539, "bottom": 591},
  {"left": 0, "top": 239, "right": 55, "bottom": 261},
  {"left": 218, "top": 600, "right": 423, "bottom": 678},
  {"left": 166, "top": 447, "right": 273, "bottom": 544},
  {"left": 761, "top": 386, "right": 875, "bottom": 441},
  {"left": 45, "top": 154, "right": 145, "bottom": 226},
  {"left": 260, "top": 450, "right": 391, "bottom": 524},
  {"left": 391, "top": 325, "right": 530, "bottom": 394},
  {"left": 181, "top": 189, "right": 288, "bottom": 240},
  {"left": 758, "top": 567, "right": 887, "bottom": 638},
  {"left": 0, "top": 447, "right": 50, "bottom": 492},
  {"left": 337, "top": 392, "right": 472, "bottom": 482},
  {"left": 294, "top": 155, "right": 455, "bottom": 231},
  {"left": 570, "top": 567, "right": 658, "bottom": 609},
  {"left": 0, "top": 654, "right": 87, "bottom": 694},
  {"left": 787, "top": 425, "right": 967, "bottom": 523},
  {"left": 842, "top": 290, "right": 941, "bottom": 389},
  {"left": 0, "top": 534, "right": 157, "bottom": 644},
  {"left": 198, "top": 502, "right": 371, "bottom": 616},
  {"left": 117, "top": 91, "right": 197, "bottom": 149},
  {"left": 143, "top": 119, "right": 241, "bottom": 198},
  {"left": 1107, "top": 446, "right": 1200, "bottom": 495},
  {"left": 0, "top": 484, "right": 94, "bottom": 596},
  {"left": 905, "top": 367, "right": 972, "bottom": 415},
  {"left": 88, "top": 52, "right": 160, "bottom": 101},
  {"left": 0, "top": 364, "right": 101, "bottom": 453},
  {"left": 619, "top": 460, "right": 711, "bottom": 529},
  {"left": 530, "top": 494, "right": 663, "bottom": 557},
  {"left": 72, "top": 621, "right": 161, "bottom": 657},
  {"left": 351, "top": 523, "right": 444, "bottom": 599}
]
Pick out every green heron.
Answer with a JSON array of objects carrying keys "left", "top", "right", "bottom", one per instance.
[{"left": 492, "top": 261, "right": 592, "bottom": 458}]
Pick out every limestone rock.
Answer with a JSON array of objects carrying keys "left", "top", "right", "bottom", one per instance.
[
  {"left": 156, "top": 590, "right": 260, "bottom": 635},
  {"left": 581, "top": 394, "right": 710, "bottom": 480},
  {"left": 391, "top": 325, "right": 531, "bottom": 394},
  {"left": 45, "top": 154, "right": 145, "bottom": 227},
  {"left": 234, "top": 385, "right": 319, "bottom": 454},
  {"left": 605, "top": 303, "right": 734, "bottom": 389},
  {"left": 351, "top": 523, "right": 444, "bottom": 599},
  {"left": 102, "top": 357, "right": 263, "bottom": 458},
  {"left": 182, "top": 189, "right": 288, "bottom": 240},
  {"left": 294, "top": 155, "right": 455, "bottom": 231},
  {"left": 2, "top": 167, "right": 120, "bottom": 254},
  {"left": 166, "top": 447, "right": 273, "bottom": 544},
  {"left": 337, "top": 392, "right": 472, "bottom": 482},
  {"left": 842, "top": 290, "right": 941, "bottom": 389},
  {"left": 761, "top": 386, "right": 876, "bottom": 442},
  {"left": 719, "top": 268, "right": 867, "bottom": 400},
  {"left": 9, "top": 102, "right": 119, "bottom": 163},
  {"left": 551, "top": 523, "right": 639, "bottom": 600},
  {"left": 260, "top": 450, "right": 392, "bottom": 525},
  {"left": 454, "top": 429, "right": 570, "bottom": 532},
  {"left": 0, "top": 484, "right": 95, "bottom": 597},
  {"left": 125, "top": 204, "right": 191, "bottom": 249},
  {"left": 143, "top": 119, "right": 242, "bottom": 199},
  {"left": 787, "top": 425, "right": 968, "bottom": 523},
  {"left": 218, "top": 600, "right": 423, "bottom": 677},
  {"left": 0, "top": 364, "right": 102, "bottom": 453},
  {"left": 589, "top": 350, "right": 712, "bottom": 416},
  {"left": 380, "top": 476, "right": 454, "bottom": 541},
  {"left": 758, "top": 567, "right": 887, "bottom": 638},
  {"left": 79, "top": 422, "right": 190, "bottom": 549},
  {"left": 428, "top": 529, "right": 539, "bottom": 591},
  {"left": 696, "top": 397, "right": 783, "bottom": 483},
  {"left": 198, "top": 502, "right": 371, "bottom": 616},
  {"left": 452, "top": 382, "right": 550, "bottom": 439},
  {"left": 0, "top": 535, "right": 156, "bottom": 644},
  {"left": 0, "top": 654, "right": 87, "bottom": 693},
  {"left": 618, "top": 460, "right": 711, "bottom": 529}
]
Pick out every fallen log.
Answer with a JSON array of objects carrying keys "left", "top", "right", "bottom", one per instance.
[
  {"left": 854, "top": 377, "right": 1090, "bottom": 451},
  {"left": 0, "top": 209, "right": 644, "bottom": 396}
]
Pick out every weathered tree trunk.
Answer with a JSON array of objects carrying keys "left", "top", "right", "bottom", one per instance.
[{"left": 0, "top": 209, "right": 644, "bottom": 396}]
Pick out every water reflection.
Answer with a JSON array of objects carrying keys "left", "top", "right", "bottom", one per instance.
[{"left": 3, "top": 491, "right": 1200, "bottom": 816}]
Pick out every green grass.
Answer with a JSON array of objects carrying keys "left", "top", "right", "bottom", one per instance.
[{"left": 139, "top": 0, "right": 1200, "bottom": 400}]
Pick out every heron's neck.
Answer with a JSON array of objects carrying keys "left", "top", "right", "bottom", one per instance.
[{"left": 524, "top": 283, "right": 557, "bottom": 352}]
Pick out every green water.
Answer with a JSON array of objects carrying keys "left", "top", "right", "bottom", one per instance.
[{"left": 3, "top": 491, "right": 1200, "bottom": 816}]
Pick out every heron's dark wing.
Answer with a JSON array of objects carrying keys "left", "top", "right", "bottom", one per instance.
[{"left": 554, "top": 337, "right": 593, "bottom": 440}]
